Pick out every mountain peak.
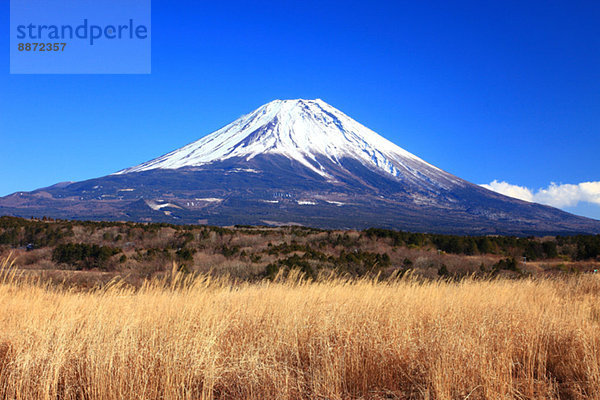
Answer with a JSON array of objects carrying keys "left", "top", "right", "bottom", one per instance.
[
  {"left": 115, "top": 99, "right": 451, "bottom": 188},
  {"left": 266, "top": 98, "right": 324, "bottom": 104}
]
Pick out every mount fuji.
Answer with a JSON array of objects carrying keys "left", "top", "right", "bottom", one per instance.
[{"left": 2, "top": 99, "right": 599, "bottom": 235}]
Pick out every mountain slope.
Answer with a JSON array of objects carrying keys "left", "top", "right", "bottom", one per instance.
[{"left": 1, "top": 99, "right": 599, "bottom": 235}]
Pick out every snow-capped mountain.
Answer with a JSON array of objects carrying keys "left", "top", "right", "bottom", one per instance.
[
  {"left": 117, "top": 99, "right": 458, "bottom": 189},
  {"left": 1, "top": 99, "right": 599, "bottom": 235}
]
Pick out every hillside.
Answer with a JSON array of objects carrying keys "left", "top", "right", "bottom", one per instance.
[{"left": 2, "top": 217, "right": 599, "bottom": 286}]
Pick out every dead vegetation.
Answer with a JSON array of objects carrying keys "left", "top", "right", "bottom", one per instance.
[{"left": 1, "top": 256, "right": 600, "bottom": 399}]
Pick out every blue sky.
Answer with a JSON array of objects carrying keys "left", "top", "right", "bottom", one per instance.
[{"left": 1, "top": 0, "right": 599, "bottom": 219}]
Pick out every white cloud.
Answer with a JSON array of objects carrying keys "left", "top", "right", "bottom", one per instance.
[
  {"left": 480, "top": 180, "right": 534, "bottom": 202},
  {"left": 481, "top": 180, "right": 600, "bottom": 208}
]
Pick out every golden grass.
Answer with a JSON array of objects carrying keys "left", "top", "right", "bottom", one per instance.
[{"left": 1, "top": 257, "right": 600, "bottom": 400}]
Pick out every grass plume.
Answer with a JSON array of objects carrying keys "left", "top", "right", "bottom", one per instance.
[{"left": 1, "top": 256, "right": 600, "bottom": 399}]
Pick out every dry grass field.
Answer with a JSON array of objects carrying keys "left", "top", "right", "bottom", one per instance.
[{"left": 1, "top": 256, "right": 600, "bottom": 400}]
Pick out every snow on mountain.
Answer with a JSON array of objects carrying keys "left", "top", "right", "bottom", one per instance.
[{"left": 115, "top": 99, "right": 461, "bottom": 189}]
